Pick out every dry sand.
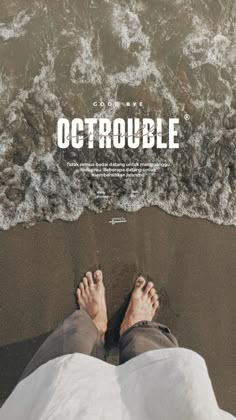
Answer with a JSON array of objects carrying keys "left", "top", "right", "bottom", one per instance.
[{"left": 0, "top": 207, "right": 236, "bottom": 414}]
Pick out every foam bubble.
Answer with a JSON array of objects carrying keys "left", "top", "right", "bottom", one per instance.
[{"left": 0, "top": 10, "right": 33, "bottom": 41}]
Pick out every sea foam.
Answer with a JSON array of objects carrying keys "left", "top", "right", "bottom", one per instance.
[{"left": 0, "top": 0, "right": 236, "bottom": 230}]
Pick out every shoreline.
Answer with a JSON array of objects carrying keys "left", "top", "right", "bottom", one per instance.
[{"left": 0, "top": 207, "right": 235, "bottom": 414}]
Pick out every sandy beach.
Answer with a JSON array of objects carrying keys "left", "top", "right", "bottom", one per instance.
[
  {"left": 0, "top": 207, "right": 235, "bottom": 414},
  {"left": 1, "top": 0, "right": 236, "bottom": 416}
]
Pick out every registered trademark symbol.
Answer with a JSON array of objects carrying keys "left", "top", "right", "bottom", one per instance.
[{"left": 184, "top": 114, "right": 191, "bottom": 121}]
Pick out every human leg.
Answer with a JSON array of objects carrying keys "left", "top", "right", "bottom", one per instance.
[
  {"left": 20, "top": 270, "right": 107, "bottom": 380},
  {"left": 119, "top": 277, "right": 178, "bottom": 364}
]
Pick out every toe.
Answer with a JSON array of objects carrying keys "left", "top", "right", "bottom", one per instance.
[
  {"left": 135, "top": 276, "right": 146, "bottom": 289},
  {"left": 144, "top": 281, "right": 154, "bottom": 295},
  {"left": 86, "top": 272, "right": 94, "bottom": 287},
  {"left": 76, "top": 288, "right": 81, "bottom": 300},
  {"left": 149, "top": 288, "right": 156, "bottom": 298},
  {"left": 94, "top": 270, "right": 103, "bottom": 284},
  {"left": 83, "top": 276, "right": 89, "bottom": 290},
  {"left": 151, "top": 293, "right": 158, "bottom": 303},
  {"left": 153, "top": 301, "right": 159, "bottom": 311},
  {"left": 79, "top": 282, "right": 85, "bottom": 294}
]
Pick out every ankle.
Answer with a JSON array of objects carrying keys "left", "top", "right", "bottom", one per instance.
[{"left": 94, "top": 319, "right": 107, "bottom": 336}]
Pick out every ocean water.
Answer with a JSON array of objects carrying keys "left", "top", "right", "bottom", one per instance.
[{"left": 0, "top": 0, "right": 236, "bottom": 230}]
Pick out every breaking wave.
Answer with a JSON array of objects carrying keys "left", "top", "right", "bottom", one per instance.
[{"left": 0, "top": 0, "right": 236, "bottom": 230}]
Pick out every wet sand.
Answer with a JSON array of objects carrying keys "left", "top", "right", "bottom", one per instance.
[{"left": 0, "top": 207, "right": 236, "bottom": 414}]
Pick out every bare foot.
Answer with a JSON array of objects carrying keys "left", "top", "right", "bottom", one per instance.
[
  {"left": 77, "top": 270, "right": 108, "bottom": 336},
  {"left": 120, "top": 277, "right": 159, "bottom": 335}
]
